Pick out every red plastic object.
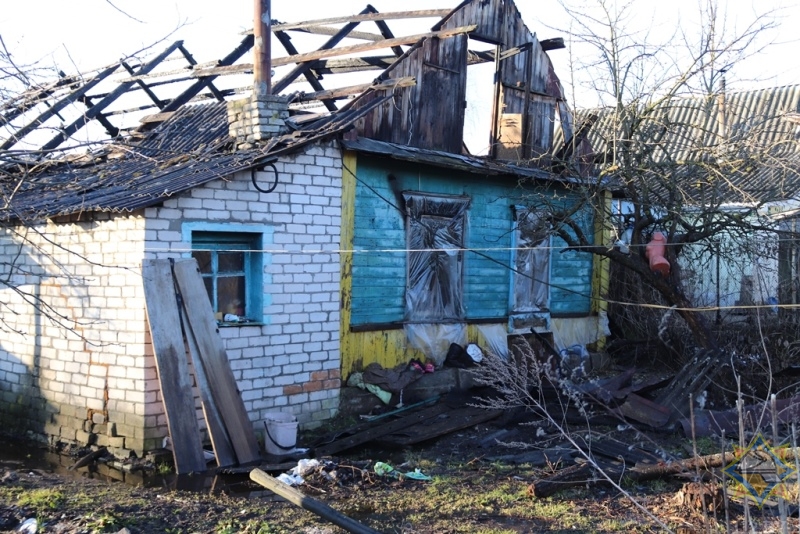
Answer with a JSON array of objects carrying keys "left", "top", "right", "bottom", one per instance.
[{"left": 645, "top": 232, "right": 671, "bottom": 276}]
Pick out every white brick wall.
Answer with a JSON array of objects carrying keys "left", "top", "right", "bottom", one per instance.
[{"left": 0, "top": 139, "right": 343, "bottom": 455}]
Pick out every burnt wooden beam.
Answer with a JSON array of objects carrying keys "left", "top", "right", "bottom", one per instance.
[
  {"left": 305, "top": 56, "right": 396, "bottom": 74},
  {"left": 271, "top": 9, "right": 450, "bottom": 32},
  {"left": 176, "top": 44, "right": 226, "bottom": 102},
  {"left": 120, "top": 60, "right": 165, "bottom": 108},
  {"left": 284, "top": 25, "right": 383, "bottom": 42},
  {"left": 39, "top": 41, "right": 184, "bottom": 152},
  {"left": 293, "top": 76, "right": 415, "bottom": 103},
  {"left": 159, "top": 34, "right": 254, "bottom": 114},
  {"left": 0, "top": 63, "right": 121, "bottom": 150},
  {"left": 540, "top": 37, "right": 565, "bottom": 51},
  {"left": 366, "top": 5, "right": 404, "bottom": 57},
  {"left": 273, "top": 30, "right": 337, "bottom": 111},
  {"left": 79, "top": 95, "right": 120, "bottom": 137},
  {"left": 552, "top": 113, "right": 597, "bottom": 171},
  {"left": 0, "top": 74, "right": 81, "bottom": 126},
  {"left": 197, "top": 25, "right": 477, "bottom": 79},
  {"left": 117, "top": 48, "right": 494, "bottom": 85},
  {"left": 271, "top": 6, "right": 372, "bottom": 96}
]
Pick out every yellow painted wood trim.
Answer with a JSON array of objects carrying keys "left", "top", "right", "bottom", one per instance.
[
  {"left": 340, "top": 151, "right": 357, "bottom": 377},
  {"left": 591, "top": 190, "right": 612, "bottom": 349}
]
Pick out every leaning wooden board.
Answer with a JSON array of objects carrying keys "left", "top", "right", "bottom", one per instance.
[
  {"left": 142, "top": 259, "right": 206, "bottom": 474},
  {"left": 171, "top": 259, "right": 261, "bottom": 464},
  {"left": 181, "top": 310, "right": 237, "bottom": 468}
]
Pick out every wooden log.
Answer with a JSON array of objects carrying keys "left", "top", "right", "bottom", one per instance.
[
  {"left": 250, "top": 468, "right": 384, "bottom": 534},
  {"left": 69, "top": 447, "right": 108, "bottom": 471},
  {"left": 530, "top": 452, "right": 739, "bottom": 498}
]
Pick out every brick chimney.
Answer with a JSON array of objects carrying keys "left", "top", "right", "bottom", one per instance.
[
  {"left": 227, "top": 94, "right": 289, "bottom": 149},
  {"left": 227, "top": 0, "right": 287, "bottom": 150}
]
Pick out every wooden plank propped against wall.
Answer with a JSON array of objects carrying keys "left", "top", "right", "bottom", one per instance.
[
  {"left": 180, "top": 309, "right": 237, "bottom": 468},
  {"left": 171, "top": 259, "right": 262, "bottom": 464},
  {"left": 142, "top": 259, "right": 207, "bottom": 474}
]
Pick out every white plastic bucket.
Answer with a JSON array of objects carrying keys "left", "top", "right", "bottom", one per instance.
[{"left": 263, "top": 412, "right": 298, "bottom": 456}]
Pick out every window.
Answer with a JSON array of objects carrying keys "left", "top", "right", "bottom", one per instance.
[
  {"left": 511, "top": 208, "right": 550, "bottom": 313},
  {"left": 190, "top": 231, "right": 263, "bottom": 323},
  {"left": 403, "top": 192, "right": 470, "bottom": 322}
]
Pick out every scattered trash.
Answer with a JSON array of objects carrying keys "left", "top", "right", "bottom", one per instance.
[
  {"left": 276, "top": 472, "right": 304, "bottom": 486},
  {"left": 465, "top": 343, "right": 483, "bottom": 363},
  {"left": 445, "top": 343, "right": 479, "bottom": 368},
  {"left": 409, "top": 359, "right": 435, "bottom": 373},
  {"left": 373, "top": 461, "right": 432, "bottom": 481},
  {"left": 559, "top": 344, "right": 590, "bottom": 379},
  {"left": 16, "top": 518, "right": 37, "bottom": 534},
  {"left": 346, "top": 372, "right": 392, "bottom": 405},
  {"left": 294, "top": 458, "right": 321, "bottom": 476}
]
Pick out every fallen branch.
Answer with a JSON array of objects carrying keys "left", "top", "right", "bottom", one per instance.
[
  {"left": 249, "top": 468, "right": 384, "bottom": 534},
  {"left": 68, "top": 447, "right": 108, "bottom": 471},
  {"left": 531, "top": 452, "right": 737, "bottom": 498}
]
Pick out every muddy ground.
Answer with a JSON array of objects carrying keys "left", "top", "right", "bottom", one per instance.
[{"left": 1, "top": 398, "right": 797, "bottom": 534}]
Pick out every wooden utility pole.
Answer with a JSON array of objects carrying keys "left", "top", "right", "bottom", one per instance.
[{"left": 254, "top": 0, "right": 272, "bottom": 96}]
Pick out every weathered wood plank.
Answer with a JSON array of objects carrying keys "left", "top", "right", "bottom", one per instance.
[
  {"left": 250, "top": 469, "right": 385, "bottom": 534},
  {"left": 171, "top": 259, "right": 261, "bottom": 465},
  {"left": 181, "top": 309, "right": 237, "bottom": 468},
  {"left": 191, "top": 26, "right": 477, "bottom": 78},
  {"left": 142, "top": 259, "right": 207, "bottom": 474},
  {"left": 313, "top": 404, "right": 451, "bottom": 457},
  {"left": 285, "top": 26, "right": 384, "bottom": 42},
  {"left": 271, "top": 10, "right": 451, "bottom": 32},
  {"left": 377, "top": 406, "right": 503, "bottom": 447},
  {"left": 295, "top": 77, "right": 416, "bottom": 103}
]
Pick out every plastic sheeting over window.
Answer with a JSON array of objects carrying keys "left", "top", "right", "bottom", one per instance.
[
  {"left": 403, "top": 192, "right": 470, "bottom": 321},
  {"left": 512, "top": 208, "right": 551, "bottom": 312},
  {"left": 403, "top": 192, "right": 470, "bottom": 364}
]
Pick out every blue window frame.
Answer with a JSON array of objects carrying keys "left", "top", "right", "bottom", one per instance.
[{"left": 188, "top": 230, "right": 265, "bottom": 324}]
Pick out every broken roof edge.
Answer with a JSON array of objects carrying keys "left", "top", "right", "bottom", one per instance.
[{"left": 340, "top": 136, "right": 602, "bottom": 188}]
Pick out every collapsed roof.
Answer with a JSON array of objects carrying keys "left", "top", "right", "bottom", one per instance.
[{"left": 0, "top": 0, "right": 578, "bottom": 222}]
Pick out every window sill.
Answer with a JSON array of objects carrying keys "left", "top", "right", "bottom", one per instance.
[{"left": 217, "top": 321, "right": 265, "bottom": 328}]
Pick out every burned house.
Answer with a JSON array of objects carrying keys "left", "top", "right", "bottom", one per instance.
[{"left": 0, "top": 0, "right": 607, "bottom": 459}]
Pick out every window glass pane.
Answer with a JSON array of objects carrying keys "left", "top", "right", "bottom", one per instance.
[
  {"left": 218, "top": 276, "right": 246, "bottom": 316},
  {"left": 193, "top": 250, "right": 212, "bottom": 274},
  {"left": 219, "top": 251, "right": 244, "bottom": 273},
  {"left": 202, "top": 277, "right": 214, "bottom": 307}
]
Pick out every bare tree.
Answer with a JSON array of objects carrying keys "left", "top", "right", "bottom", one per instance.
[{"left": 538, "top": 0, "right": 794, "bottom": 359}]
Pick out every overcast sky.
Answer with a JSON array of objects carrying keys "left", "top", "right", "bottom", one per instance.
[{"left": 2, "top": 0, "right": 798, "bottom": 108}]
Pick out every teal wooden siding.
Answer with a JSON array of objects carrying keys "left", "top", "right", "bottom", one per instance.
[{"left": 350, "top": 155, "right": 593, "bottom": 325}]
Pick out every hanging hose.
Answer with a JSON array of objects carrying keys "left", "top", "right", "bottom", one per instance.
[{"left": 251, "top": 162, "right": 279, "bottom": 193}]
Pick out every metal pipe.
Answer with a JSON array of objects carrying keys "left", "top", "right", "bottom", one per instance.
[{"left": 253, "top": 0, "right": 272, "bottom": 96}]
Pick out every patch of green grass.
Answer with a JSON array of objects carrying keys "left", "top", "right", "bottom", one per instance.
[
  {"left": 692, "top": 436, "right": 719, "bottom": 456},
  {"left": 84, "top": 511, "right": 128, "bottom": 534},
  {"left": 647, "top": 478, "right": 669, "bottom": 493},
  {"left": 214, "top": 518, "right": 286, "bottom": 534},
  {"left": 478, "top": 482, "right": 525, "bottom": 506},
  {"left": 16, "top": 488, "right": 65, "bottom": 512},
  {"left": 155, "top": 461, "right": 174, "bottom": 475}
]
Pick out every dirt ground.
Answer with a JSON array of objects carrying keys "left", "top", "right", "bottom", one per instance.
[{"left": 1, "top": 402, "right": 797, "bottom": 534}]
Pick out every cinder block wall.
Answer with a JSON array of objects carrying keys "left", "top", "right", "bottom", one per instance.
[
  {"left": 0, "top": 140, "right": 343, "bottom": 456},
  {"left": 0, "top": 214, "right": 154, "bottom": 455},
  {"left": 144, "top": 140, "right": 343, "bottom": 430}
]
